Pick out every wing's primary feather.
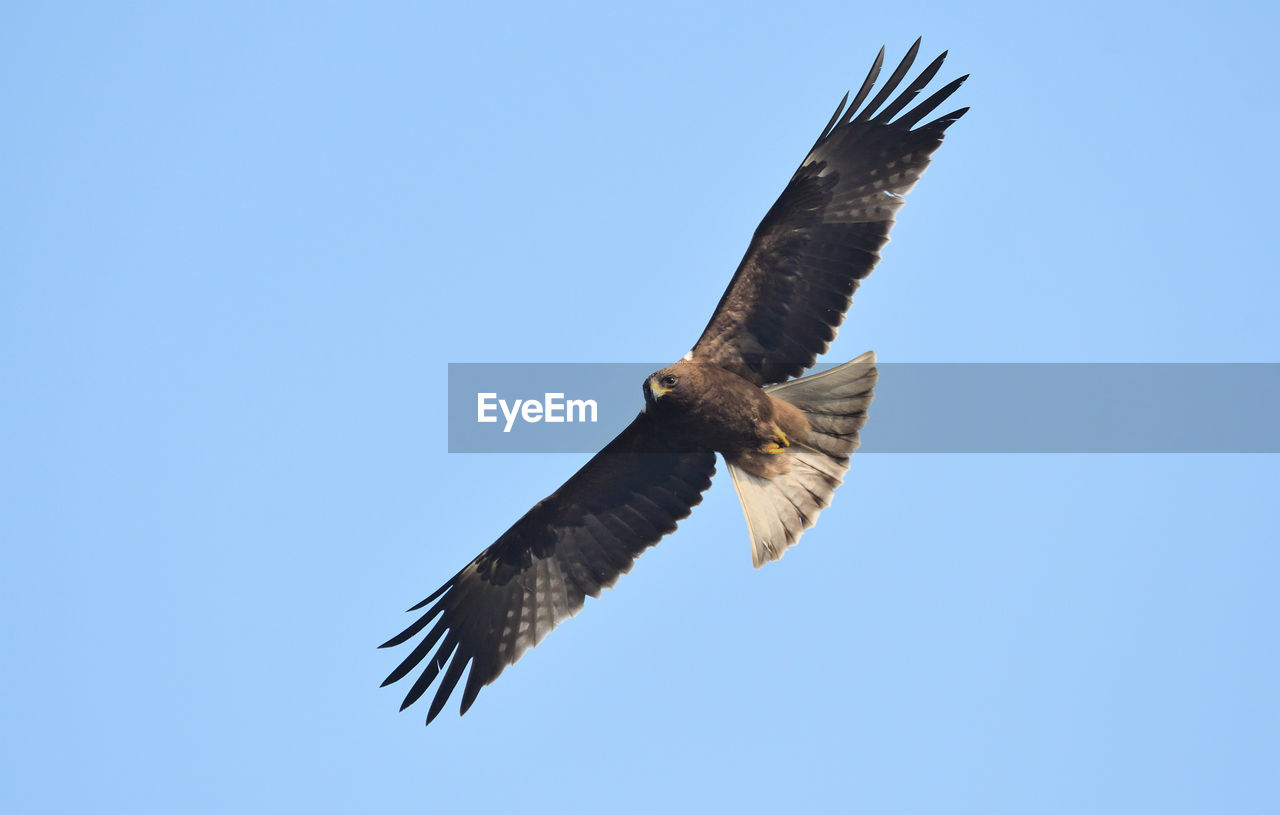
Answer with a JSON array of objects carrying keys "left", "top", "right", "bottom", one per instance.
[
  {"left": 381, "top": 413, "right": 716, "bottom": 723},
  {"left": 691, "top": 38, "right": 968, "bottom": 385}
]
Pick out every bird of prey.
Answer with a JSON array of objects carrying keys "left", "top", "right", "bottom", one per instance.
[{"left": 382, "top": 39, "right": 967, "bottom": 724}]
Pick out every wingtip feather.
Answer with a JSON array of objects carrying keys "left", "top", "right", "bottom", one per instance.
[
  {"left": 845, "top": 47, "right": 886, "bottom": 124},
  {"left": 819, "top": 91, "right": 851, "bottom": 140},
  {"left": 426, "top": 655, "right": 469, "bottom": 725},
  {"left": 858, "top": 39, "right": 921, "bottom": 122},
  {"left": 407, "top": 578, "right": 453, "bottom": 612}
]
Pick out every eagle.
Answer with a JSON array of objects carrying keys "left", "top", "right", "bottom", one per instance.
[{"left": 382, "top": 39, "right": 968, "bottom": 724}]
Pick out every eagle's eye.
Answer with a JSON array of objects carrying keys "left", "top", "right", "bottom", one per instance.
[{"left": 660, "top": 375, "right": 678, "bottom": 388}]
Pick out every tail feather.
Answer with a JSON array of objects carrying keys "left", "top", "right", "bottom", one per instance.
[{"left": 729, "top": 351, "right": 878, "bottom": 567}]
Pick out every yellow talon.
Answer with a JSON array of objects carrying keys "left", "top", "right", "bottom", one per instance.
[{"left": 763, "top": 427, "right": 791, "bottom": 455}]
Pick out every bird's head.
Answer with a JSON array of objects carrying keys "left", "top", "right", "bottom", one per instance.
[{"left": 643, "top": 361, "right": 697, "bottom": 412}]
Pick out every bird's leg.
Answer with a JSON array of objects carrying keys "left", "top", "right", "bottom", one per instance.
[{"left": 763, "top": 425, "right": 790, "bottom": 455}]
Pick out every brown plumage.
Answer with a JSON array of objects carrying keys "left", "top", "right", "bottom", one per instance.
[
  {"left": 643, "top": 360, "right": 811, "bottom": 477},
  {"left": 382, "top": 39, "right": 967, "bottom": 724}
]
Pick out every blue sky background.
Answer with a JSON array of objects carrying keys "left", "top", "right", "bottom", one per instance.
[{"left": 3, "top": 2, "right": 1278, "bottom": 813}]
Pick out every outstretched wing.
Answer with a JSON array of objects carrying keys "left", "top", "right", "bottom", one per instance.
[
  {"left": 691, "top": 39, "right": 968, "bottom": 385},
  {"left": 380, "top": 413, "right": 716, "bottom": 724}
]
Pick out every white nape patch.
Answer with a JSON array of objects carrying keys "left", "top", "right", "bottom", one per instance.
[{"left": 682, "top": 350, "right": 694, "bottom": 361}]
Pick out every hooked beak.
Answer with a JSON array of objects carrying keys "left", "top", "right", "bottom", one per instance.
[{"left": 644, "top": 378, "right": 670, "bottom": 409}]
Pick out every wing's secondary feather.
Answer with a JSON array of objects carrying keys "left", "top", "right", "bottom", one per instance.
[{"left": 691, "top": 38, "right": 968, "bottom": 385}]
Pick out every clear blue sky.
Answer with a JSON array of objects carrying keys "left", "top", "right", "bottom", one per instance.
[{"left": 3, "top": 2, "right": 1278, "bottom": 813}]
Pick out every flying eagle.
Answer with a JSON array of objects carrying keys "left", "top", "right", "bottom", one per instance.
[{"left": 382, "top": 39, "right": 968, "bottom": 724}]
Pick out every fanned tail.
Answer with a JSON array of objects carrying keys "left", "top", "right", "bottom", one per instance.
[{"left": 727, "top": 351, "right": 878, "bottom": 567}]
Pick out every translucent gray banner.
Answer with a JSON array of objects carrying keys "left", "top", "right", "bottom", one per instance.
[{"left": 447, "top": 363, "right": 1280, "bottom": 453}]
